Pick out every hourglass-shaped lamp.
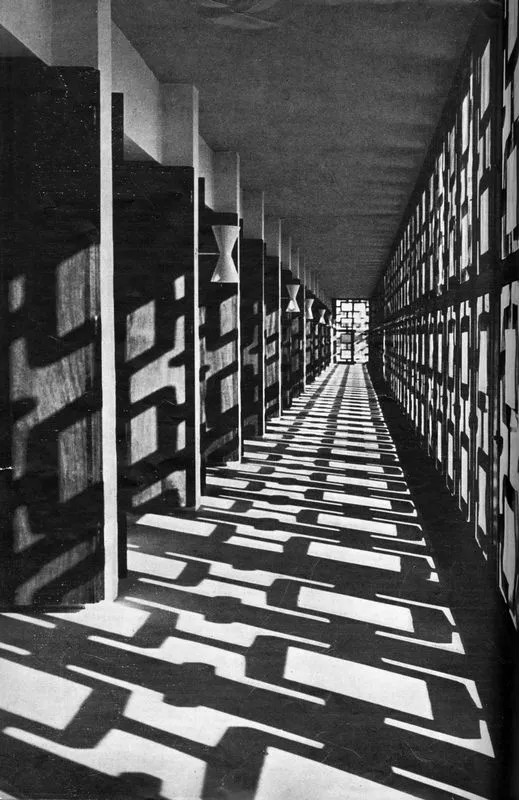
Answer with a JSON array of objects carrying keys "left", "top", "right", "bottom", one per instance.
[
  {"left": 286, "top": 282, "right": 301, "bottom": 312},
  {"left": 210, "top": 225, "right": 240, "bottom": 283},
  {"left": 305, "top": 297, "right": 315, "bottom": 320},
  {"left": 318, "top": 308, "right": 327, "bottom": 324}
]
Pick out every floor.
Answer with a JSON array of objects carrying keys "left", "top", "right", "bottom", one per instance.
[{"left": 0, "top": 364, "right": 510, "bottom": 800}]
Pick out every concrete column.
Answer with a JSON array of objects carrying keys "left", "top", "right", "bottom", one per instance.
[
  {"left": 161, "top": 84, "right": 199, "bottom": 169},
  {"left": 112, "top": 84, "right": 201, "bottom": 524},
  {"left": 280, "top": 230, "right": 293, "bottom": 409},
  {"left": 200, "top": 151, "right": 242, "bottom": 463},
  {"left": 291, "top": 247, "right": 304, "bottom": 398},
  {"left": 281, "top": 233, "right": 292, "bottom": 271},
  {"left": 214, "top": 151, "right": 240, "bottom": 213},
  {"left": 0, "top": 1, "right": 117, "bottom": 602},
  {"left": 54, "top": 0, "right": 118, "bottom": 600},
  {"left": 264, "top": 217, "right": 282, "bottom": 418},
  {"left": 243, "top": 190, "right": 264, "bottom": 240},
  {"left": 159, "top": 85, "right": 201, "bottom": 505},
  {"left": 307, "top": 269, "right": 318, "bottom": 384},
  {"left": 302, "top": 255, "right": 307, "bottom": 387},
  {"left": 292, "top": 248, "right": 300, "bottom": 280},
  {"left": 241, "top": 191, "right": 265, "bottom": 438}
]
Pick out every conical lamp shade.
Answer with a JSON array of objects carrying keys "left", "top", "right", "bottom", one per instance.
[
  {"left": 305, "top": 298, "right": 315, "bottom": 320},
  {"left": 318, "top": 308, "right": 326, "bottom": 324},
  {"left": 211, "top": 225, "right": 240, "bottom": 283},
  {"left": 286, "top": 283, "right": 300, "bottom": 312}
]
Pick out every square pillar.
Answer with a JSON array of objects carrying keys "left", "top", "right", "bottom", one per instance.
[
  {"left": 241, "top": 191, "right": 265, "bottom": 438},
  {"left": 302, "top": 255, "right": 308, "bottom": 387},
  {"left": 264, "top": 217, "right": 282, "bottom": 419},
  {"left": 0, "top": 0, "right": 117, "bottom": 603},
  {"left": 159, "top": 84, "right": 201, "bottom": 507},
  {"left": 113, "top": 90, "right": 201, "bottom": 532},
  {"left": 290, "top": 247, "right": 304, "bottom": 399},
  {"left": 199, "top": 152, "right": 242, "bottom": 465},
  {"left": 280, "top": 229, "right": 293, "bottom": 409}
]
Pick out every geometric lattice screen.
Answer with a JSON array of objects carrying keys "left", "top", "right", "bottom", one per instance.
[
  {"left": 334, "top": 299, "right": 369, "bottom": 363},
  {"left": 371, "top": 3, "right": 519, "bottom": 628},
  {"left": 499, "top": 0, "right": 519, "bottom": 626}
]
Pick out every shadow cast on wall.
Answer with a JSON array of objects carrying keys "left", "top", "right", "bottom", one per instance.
[{"left": 0, "top": 58, "right": 105, "bottom": 606}]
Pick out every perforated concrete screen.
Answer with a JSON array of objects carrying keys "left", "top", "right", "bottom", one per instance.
[
  {"left": 334, "top": 299, "right": 369, "bottom": 364},
  {"left": 372, "top": 3, "right": 519, "bottom": 628}
]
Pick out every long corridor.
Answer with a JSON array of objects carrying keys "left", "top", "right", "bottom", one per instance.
[{"left": 0, "top": 365, "right": 503, "bottom": 800}]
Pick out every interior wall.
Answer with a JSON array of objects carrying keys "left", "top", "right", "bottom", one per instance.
[
  {"left": 370, "top": 1, "right": 519, "bottom": 628},
  {"left": 240, "top": 237, "right": 265, "bottom": 438},
  {"left": 111, "top": 23, "right": 161, "bottom": 163},
  {"left": 0, "top": 60, "right": 105, "bottom": 605},
  {"left": 198, "top": 137, "right": 214, "bottom": 209},
  {"left": 264, "top": 253, "right": 281, "bottom": 418},
  {"left": 0, "top": 0, "right": 53, "bottom": 64}
]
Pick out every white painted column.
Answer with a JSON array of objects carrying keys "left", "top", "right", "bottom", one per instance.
[
  {"left": 242, "top": 190, "right": 266, "bottom": 433},
  {"left": 302, "top": 254, "right": 307, "bottom": 387},
  {"left": 161, "top": 84, "right": 199, "bottom": 168},
  {"left": 281, "top": 232, "right": 292, "bottom": 272},
  {"left": 52, "top": 0, "right": 118, "bottom": 600},
  {"left": 213, "top": 151, "right": 242, "bottom": 461},
  {"left": 292, "top": 248, "right": 300, "bottom": 280},
  {"left": 265, "top": 217, "right": 282, "bottom": 418},
  {"left": 161, "top": 84, "right": 201, "bottom": 506},
  {"left": 242, "top": 190, "right": 264, "bottom": 240}
]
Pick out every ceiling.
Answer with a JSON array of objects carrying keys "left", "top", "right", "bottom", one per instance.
[{"left": 112, "top": 0, "right": 483, "bottom": 298}]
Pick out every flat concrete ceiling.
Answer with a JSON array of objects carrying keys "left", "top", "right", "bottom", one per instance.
[{"left": 112, "top": 0, "right": 483, "bottom": 298}]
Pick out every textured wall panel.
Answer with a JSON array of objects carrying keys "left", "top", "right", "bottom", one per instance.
[
  {"left": 498, "top": 281, "right": 519, "bottom": 625},
  {"left": 368, "top": 12, "right": 519, "bottom": 622},
  {"left": 0, "top": 61, "right": 104, "bottom": 605}
]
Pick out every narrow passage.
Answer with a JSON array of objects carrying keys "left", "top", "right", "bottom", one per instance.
[{"left": 0, "top": 365, "right": 498, "bottom": 800}]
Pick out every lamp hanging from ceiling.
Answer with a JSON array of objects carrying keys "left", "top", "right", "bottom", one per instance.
[
  {"left": 305, "top": 297, "right": 314, "bottom": 320},
  {"left": 210, "top": 225, "right": 240, "bottom": 283},
  {"left": 286, "top": 282, "right": 300, "bottom": 312},
  {"left": 318, "top": 308, "right": 327, "bottom": 324}
]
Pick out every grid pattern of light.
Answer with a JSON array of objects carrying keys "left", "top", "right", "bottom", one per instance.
[{"left": 334, "top": 300, "right": 369, "bottom": 364}]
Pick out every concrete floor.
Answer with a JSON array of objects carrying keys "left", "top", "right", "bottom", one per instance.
[{"left": 0, "top": 365, "right": 511, "bottom": 800}]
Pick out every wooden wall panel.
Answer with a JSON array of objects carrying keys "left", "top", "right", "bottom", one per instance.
[
  {"left": 199, "top": 213, "right": 240, "bottom": 465},
  {"left": 264, "top": 253, "right": 280, "bottom": 418},
  {"left": 280, "top": 269, "right": 303, "bottom": 408},
  {"left": 0, "top": 60, "right": 104, "bottom": 605},
  {"left": 113, "top": 161, "right": 197, "bottom": 519},
  {"left": 240, "top": 237, "right": 264, "bottom": 438}
]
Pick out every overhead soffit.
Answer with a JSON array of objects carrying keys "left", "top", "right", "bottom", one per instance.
[{"left": 112, "top": 0, "right": 484, "bottom": 298}]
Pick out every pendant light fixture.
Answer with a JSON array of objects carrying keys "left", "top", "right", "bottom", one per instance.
[
  {"left": 286, "top": 281, "right": 301, "bottom": 312},
  {"left": 210, "top": 225, "right": 240, "bottom": 283}
]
